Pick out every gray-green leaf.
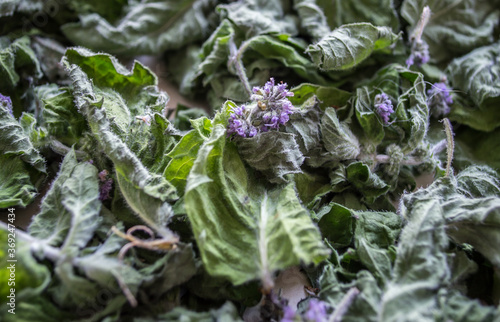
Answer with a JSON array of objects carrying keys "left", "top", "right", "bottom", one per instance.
[
  {"left": 306, "top": 23, "right": 400, "bottom": 71},
  {"left": 184, "top": 124, "right": 329, "bottom": 287}
]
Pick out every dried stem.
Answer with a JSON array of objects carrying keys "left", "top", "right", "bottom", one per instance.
[
  {"left": 441, "top": 118, "right": 454, "bottom": 177},
  {"left": 228, "top": 37, "right": 253, "bottom": 97},
  {"left": 411, "top": 6, "right": 431, "bottom": 42}
]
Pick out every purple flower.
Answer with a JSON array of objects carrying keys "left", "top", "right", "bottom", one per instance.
[
  {"left": 98, "top": 170, "right": 109, "bottom": 182},
  {"left": 228, "top": 78, "right": 295, "bottom": 138},
  {"left": 304, "top": 299, "right": 328, "bottom": 322},
  {"left": 99, "top": 179, "right": 113, "bottom": 201},
  {"left": 227, "top": 105, "right": 258, "bottom": 138},
  {"left": 406, "top": 39, "right": 429, "bottom": 68},
  {"left": 374, "top": 92, "right": 394, "bottom": 124},
  {"left": 98, "top": 170, "right": 113, "bottom": 201},
  {"left": 427, "top": 82, "right": 453, "bottom": 117},
  {"left": 281, "top": 306, "right": 296, "bottom": 322},
  {"left": 0, "top": 93, "right": 13, "bottom": 117}
]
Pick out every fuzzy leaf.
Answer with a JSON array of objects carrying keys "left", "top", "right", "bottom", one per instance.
[
  {"left": 0, "top": 156, "right": 37, "bottom": 208},
  {"left": 62, "top": 0, "right": 218, "bottom": 55},
  {"left": 346, "top": 162, "right": 390, "bottom": 204},
  {"left": 0, "top": 91, "right": 46, "bottom": 173},
  {"left": 293, "top": 0, "right": 330, "bottom": 41},
  {"left": 355, "top": 64, "right": 428, "bottom": 154},
  {"left": 63, "top": 51, "right": 178, "bottom": 239},
  {"left": 447, "top": 42, "right": 500, "bottom": 131},
  {"left": 28, "top": 150, "right": 78, "bottom": 245},
  {"left": 218, "top": 0, "right": 298, "bottom": 37},
  {"left": 383, "top": 198, "right": 449, "bottom": 321},
  {"left": 321, "top": 107, "right": 360, "bottom": 161},
  {"left": 60, "top": 163, "right": 102, "bottom": 255},
  {"left": 318, "top": 0, "right": 399, "bottom": 30},
  {"left": 164, "top": 119, "right": 212, "bottom": 194},
  {"left": 317, "top": 203, "right": 354, "bottom": 248},
  {"left": 236, "top": 131, "right": 305, "bottom": 184},
  {"left": 306, "top": 23, "right": 400, "bottom": 71},
  {"left": 184, "top": 125, "right": 329, "bottom": 286},
  {"left": 401, "top": 0, "right": 500, "bottom": 63},
  {"left": 39, "top": 86, "right": 86, "bottom": 146},
  {"left": 354, "top": 211, "right": 400, "bottom": 284}
]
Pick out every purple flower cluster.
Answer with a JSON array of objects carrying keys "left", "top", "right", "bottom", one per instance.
[
  {"left": 98, "top": 170, "right": 113, "bottom": 201},
  {"left": 304, "top": 299, "right": 328, "bottom": 322},
  {"left": 427, "top": 82, "right": 453, "bottom": 117},
  {"left": 406, "top": 39, "right": 429, "bottom": 68},
  {"left": 227, "top": 78, "right": 294, "bottom": 138},
  {"left": 0, "top": 93, "right": 13, "bottom": 117},
  {"left": 374, "top": 92, "right": 394, "bottom": 124},
  {"left": 227, "top": 105, "right": 258, "bottom": 138}
]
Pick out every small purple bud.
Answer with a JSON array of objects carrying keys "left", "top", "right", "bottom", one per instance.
[
  {"left": 248, "top": 127, "right": 258, "bottom": 137},
  {"left": 427, "top": 82, "right": 453, "bottom": 117},
  {"left": 99, "top": 178, "right": 113, "bottom": 201},
  {"left": 98, "top": 170, "right": 109, "bottom": 182},
  {"left": 374, "top": 92, "right": 394, "bottom": 124},
  {"left": 407, "top": 39, "right": 430, "bottom": 68},
  {"left": 0, "top": 93, "right": 13, "bottom": 117}
]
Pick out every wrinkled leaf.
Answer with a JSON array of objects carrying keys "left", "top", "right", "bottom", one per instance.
[
  {"left": 185, "top": 124, "right": 329, "bottom": 286},
  {"left": 236, "top": 131, "right": 305, "bottom": 184},
  {"left": 62, "top": 0, "right": 219, "bottom": 55},
  {"left": 401, "top": 0, "right": 500, "bottom": 63},
  {"left": 306, "top": 23, "right": 400, "bottom": 71},
  {"left": 447, "top": 42, "right": 500, "bottom": 131}
]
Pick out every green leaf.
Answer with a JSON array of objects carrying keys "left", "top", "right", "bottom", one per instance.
[
  {"left": 218, "top": 0, "right": 298, "bottom": 37},
  {"left": 454, "top": 126, "right": 500, "bottom": 170},
  {"left": 447, "top": 42, "right": 500, "bottom": 131},
  {"left": 0, "top": 155, "right": 37, "bottom": 208},
  {"left": 63, "top": 54, "right": 178, "bottom": 238},
  {"left": 401, "top": 0, "right": 500, "bottom": 63},
  {"left": 184, "top": 125, "right": 329, "bottom": 287},
  {"left": 140, "top": 244, "right": 197, "bottom": 297},
  {"left": 60, "top": 163, "right": 102, "bottom": 255},
  {"left": 286, "top": 101, "right": 322, "bottom": 156},
  {"left": 289, "top": 83, "right": 351, "bottom": 112},
  {"left": 164, "top": 129, "right": 208, "bottom": 194},
  {"left": 0, "top": 36, "right": 42, "bottom": 91},
  {"left": 319, "top": 268, "right": 382, "bottom": 321},
  {"left": 318, "top": 0, "right": 399, "bottom": 31},
  {"left": 0, "top": 91, "right": 46, "bottom": 173},
  {"left": 236, "top": 131, "right": 305, "bottom": 184},
  {"left": 148, "top": 302, "right": 243, "bottom": 322},
  {"left": 293, "top": 0, "right": 330, "bottom": 41},
  {"left": 39, "top": 86, "right": 86, "bottom": 146},
  {"left": 62, "top": 0, "right": 218, "bottom": 56},
  {"left": 306, "top": 23, "right": 400, "bottom": 71},
  {"left": 354, "top": 211, "right": 400, "bottom": 284},
  {"left": 317, "top": 203, "right": 354, "bottom": 248},
  {"left": 244, "top": 35, "right": 328, "bottom": 85},
  {"left": 64, "top": 47, "right": 161, "bottom": 115},
  {"left": 456, "top": 165, "right": 500, "bottom": 198},
  {"left": 383, "top": 197, "right": 449, "bottom": 321},
  {"left": 321, "top": 107, "right": 360, "bottom": 161},
  {"left": 346, "top": 162, "right": 390, "bottom": 204},
  {"left": 354, "top": 64, "right": 428, "bottom": 154},
  {"left": 294, "top": 171, "right": 331, "bottom": 209},
  {"left": 437, "top": 291, "right": 498, "bottom": 322},
  {"left": 444, "top": 197, "right": 500, "bottom": 268},
  {"left": 28, "top": 150, "right": 78, "bottom": 245}
]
